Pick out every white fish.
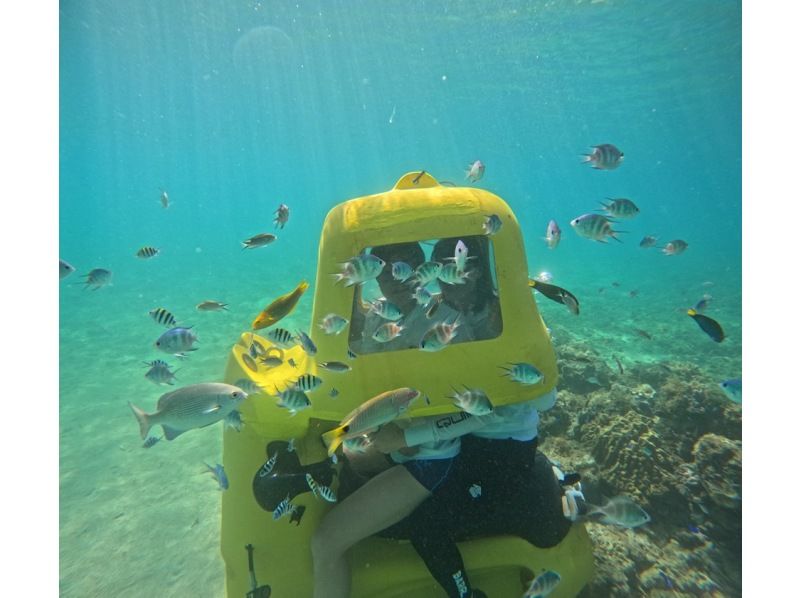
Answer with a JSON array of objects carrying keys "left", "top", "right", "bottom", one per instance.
[
  {"left": 155, "top": 327, "right": 199, "bottom": 358},
  {"left": 333, "top": 254, "right": 385, "bottom": 287},
  {"left": 523, "top": 570, "right": 561, "bottom": 598},
  {"left": 128, "top": 382, "right": 247, "bottom": 441},
  {"left": 60, "top": 259, "right": 76, "bottom": 279},
  {"left": 372, "top": 322, "right": 404, "bottom": 343},
  {"left": 586, "top": 495, "right": 651, "bottom": 528},
  {"left": 465, "top": 160, "right": 485, "bottom": 182},
  {"left": 544, "top": 220, "right": 561, "bottom": 249},
  {"left": 419, "top": 317, "right": 460, "bottom": 352},
  {"left": 319, "top": 313, "right": 349, "bottom": 335},
  {"left": 450, "top": 387, "right": 493, "bottom": 416},
  {"left": 500, "top": 362, "right": 544, "bottom": 385}
]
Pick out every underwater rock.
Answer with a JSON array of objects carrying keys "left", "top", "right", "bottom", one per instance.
[
  {"left": 692, "top": 434, "right": 742, "bottom": 510},
  {"left": 555, "top": 343, "right": 614, "bottom": 395}
]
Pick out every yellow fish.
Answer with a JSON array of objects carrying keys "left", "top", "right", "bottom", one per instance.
[
  {"left": 321, "top": 387, "right": 422, "bottom": 457},
  {"left": 251, "top": 281, "right": 309, "bottom": 330}
]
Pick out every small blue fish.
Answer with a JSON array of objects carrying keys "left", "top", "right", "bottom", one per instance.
[
  {"left": 329, "top": 388, "right": 340, "bottom": 398},
  {"left": 203, "top": 462, "right": 229, "bottom": 490},
  {"left": 720, "top": 378, "right": 741, "bottom": 404},
  {"left": 688, "top": 524, "right": 700, "bottom": 533}
]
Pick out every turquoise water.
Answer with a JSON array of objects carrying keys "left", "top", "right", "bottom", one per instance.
[{"left": 60, "top": 1, "right": 741, "bottom": 596}]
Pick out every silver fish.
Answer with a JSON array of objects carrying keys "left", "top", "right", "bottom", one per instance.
[
  {"left": 662, "top": 239, "right": 688, "bottom": 255},
  {"left": 149, "top": 307, "right": 177, "bottom": 328},
  {"left": 273, "top": 493, "right": 292, "bottom": 520},
  {"left": 413, "top": 286, "right": 433, "bottom": 307},
  {"left": 276, "top": 389, "right": 311, "bottom": 416},
  {"left": 586, "top": 495, "right": 651, "bottom": 528},
  {"left": 450, "top": 387, "right": 493, "bottom": 416},
  {"left": 258, "top": 453, "right": 278, "bottom": 477},
  {"left": 203, "top": 462, "right": 229, "bottom": 490},
  {"left": 273, "top": 203, "right": 290, "bottom": 229},
  {"left": 60, "top": 259, "right": 76, "bottom": 279},
  {"left": 570, "top": 214, "right": 624, "bottom": 243},
  {"left": 144, "top": 360, "right": 178, "bottom": 386},
  {"left": 317, "top": 485, "right": 337, "bottom": 503},
  {"left": 136, "top": 245, "right": 160, "bottom": 259},
  {"left": 82, "top": 268, "right": 112, "bottom": 290},
  {"left": 319, "top": 313, "right": 349, "bottom": 335},
  {"left": 369, "top": 299, "right": 404, "bottom": 321},
  {"left": 318, "top": 361, "right": 351, "bottom": 373},
  {"left": 500, "top": 362, "right": 544, "bottom": 385},
  {"left": 523, "top": 570, "right": 561, "bottom": 598},
  {"left": 293, "top": 374, "right": 323, "bottom": 392},
  {"left": 419, "top": 317, "right": 460, "bottom": 352},
  {"left": 242, "top": 233, "right": 277, "bottom": 249},
  {"left": 544, "top": 220, "right": 561, "bottom": 249},
  {"left": 598, "top": 197, "right": 639, "bottom": 219},
  {"left": 582, "top": 143, "right": 624, "bottom": 170},
  {"left": 372, "top": 322, "right": 404, "bottom": 343},
  {"left": 196, "top": 300, "right": 229, "bottom": 312},
  {"left": 155, "top": 327, "right": 199, "bottom": 358},
  {"left": 465, "top": 160, "right": 485, "bottom": 182},
  {"left": 295, "top": 330, "right": 317, "bottom": 355},
  {"left": 482, "top": 214, "right": 502, "bottom": 236},
  {"left": 265, "top": 327, "right": 296, "bottom": 348},
  {"left": 391, "top": 261, "right": 413, "bottom": 282},
  {"left": 128, "top": 382, "right": 247, "bottom": 441},
  {"left": 160, "top": 190, "right": 169, "bottom": 208},
  {"left": 413, "top": 261, "right": 443, "bottom": 286},
  {"left": 333, "top": 254, "right": 385, "bottom": 287}
]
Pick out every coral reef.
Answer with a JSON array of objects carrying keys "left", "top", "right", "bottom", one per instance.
[{"left": 539, "top": 340, "right": 742, "bottom": 597}]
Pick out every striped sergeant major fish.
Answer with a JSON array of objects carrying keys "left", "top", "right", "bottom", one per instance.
[
  {"left": 582, "top": 143, "right": 624, "bottom": 170},
  {"left": 136, "top": 246, "right": 160, "bottom": 259},
  {"left": 149, "top": 307, "right": 177, "bottom": 328},
  {"left": 273, "top": 493, "right": 292, "bottom": 520}
]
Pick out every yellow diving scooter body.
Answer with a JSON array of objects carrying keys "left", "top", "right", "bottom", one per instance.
[{"left": 220, "top": 172, "right": 595, "bottom": 597}]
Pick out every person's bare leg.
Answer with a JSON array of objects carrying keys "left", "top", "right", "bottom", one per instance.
[{"left": 311, "top": 465, "right": 431, "bottom": 598}]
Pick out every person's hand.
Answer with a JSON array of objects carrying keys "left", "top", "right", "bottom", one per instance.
[
  {"left": 370, "top": 423, "right": 408, "bottom": 453},
  {"left": 553, "top": 464, "right": 585, "bottom": 521}
]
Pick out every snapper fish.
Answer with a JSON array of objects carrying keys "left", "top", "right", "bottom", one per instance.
[
  {"left": 60, "top": 259, "right": 76, "bottom": 279},
  {"left": 128, "top": 382, "right": 247, "bottom": 441},
  {"left": 322, "top": 387, "right": 423, "bottom": 456},
  {"left": 273, "top": 203, "right": 290, "bottom": 229},
  {"left": 500, "top": 362, "right": 544, "bottom": 385},
  {"left": 155, "top": 327, "right": 199, "bottom": 358},
  {"left": 82, "top": 268, "right": 113, "bottom": 290},
  {"left": 332, "top": 254, "right": 385, "bottom": 287},
  {"left": 465, "top": 160, "right": 485, "bottom": 182},
  {"left": 136, "top": 245, "right": 160, "bottom": 259},
  {"left": 523, "top": 570, "right": 561, "bottom": 598},
  {"left": 252, "top": 281, "right": 309, "bottom": 330},
  {"left": 319, "top": 313, "right": 349, "bottom": 335},
  {"left": 242, "top": 233, "right": 277, "bottom": 249},
  {"left": 585, "top": 495, "right": 651, "bottom": 528},
  {"left": 570, "top": 213, "right": 625, "bottom": 243},
  {"left": 450, "top": 387, "right": 493, "bottom": 416},
  {"left": 196, "top": 300, "right": 228, "bottom": 312},
  {"left": 391, "top": 261, "right": 413, "bottom": 283},
  {"left": 582, "top": 143, "right": 624, "bottom": 170},
  {"left": 598, "top": 198, "right": 639, "bottom": 219},
  {"left": 544, "top": 220, "right": 561, "bottom": 249},
  {"left": 662, "top": 239, "right": 689, "bottom": 255}
]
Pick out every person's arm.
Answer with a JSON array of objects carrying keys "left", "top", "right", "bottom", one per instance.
[{"left": 371, "top": 410, "right": 500, "bottom": 453}]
